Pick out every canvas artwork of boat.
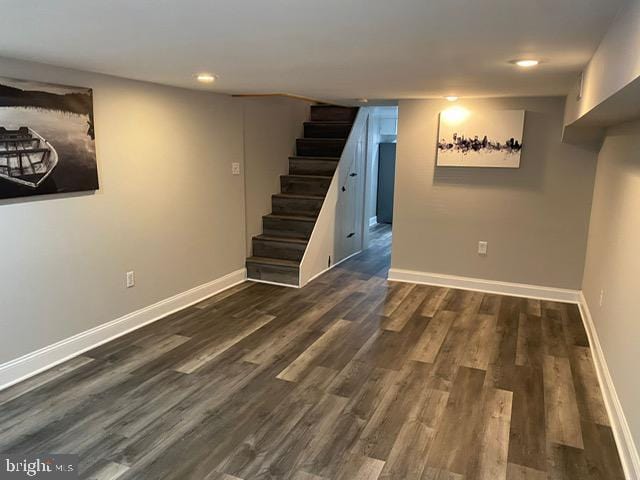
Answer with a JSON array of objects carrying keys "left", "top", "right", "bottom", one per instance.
[
  {"left": 0, "top": 127, "right": 59, "bottom": 188},
  {"left": 0, "top": 76, "right": 99, "bottom": 200}
]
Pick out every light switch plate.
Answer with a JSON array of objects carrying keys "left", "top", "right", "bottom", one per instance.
[
  {"left": 478, "top": 241, "right": 488, "bottom": 255},
  {"left": 232, "top": 162, "right": 241, "bottom": 175}
]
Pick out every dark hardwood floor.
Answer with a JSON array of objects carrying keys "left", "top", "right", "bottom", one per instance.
[{"left": 0, "top": 223, "right": 625, "bottom": 479}]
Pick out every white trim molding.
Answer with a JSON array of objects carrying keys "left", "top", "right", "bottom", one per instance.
[
  {"left": 578, "top": 293, "right": 640, "bottom": 480},
  {"left": 0, "top": 268, "right": 247, "bottom": 392},
  {"left": 247, "top": 277, "right": 301, "bottom": 289},
  {"left": 369, "top": 216, "right": 378, "bottom": 227},
  {"left": 387, "top": 268, "right": 581, "bottom": 303}
]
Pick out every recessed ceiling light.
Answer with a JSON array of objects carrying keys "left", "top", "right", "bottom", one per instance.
[
  {"left": 196, "top": 73, "right": 217, "bottom": 83},
  {"left": 513, "top": 59, "right": 539, "bottom": 68},
  {"left": 358, "top": 98, "right": 369, "bottom": 103},
  {"left": 445, "top": 96, "right": 459, "bottom": 102}
]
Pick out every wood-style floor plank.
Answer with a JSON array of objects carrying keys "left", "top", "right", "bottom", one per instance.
[
  {"left": 543, "top": 355, "right": 584, "bottom": 449},
  {"left": 505, "top": 463, "right": 546, "bottom": 480},
  {"left": 420, "top": 287, "right": 450, "bottom": 318},
  {"left": 568, "top": 346, "right": 609, "bottom": 426},
  {"left": 475, "top": 387, "right": 513, "bottom": 480},
  {"left": 0, "top": 224, "right": 623, "bottom": 480},
  {"left": 335, "top": 455, "right": 385, "bottom": 480},
  {"left": 84, "top": 461, "right": 130, "bottom": 480},
  {"left": 424, "top": 366, "right": 487, "bottom": 475},
  {"left": 411, "top": 310, "right": 456, "bottom": 364},
  {"left": 507, "top": 365, "right": 547, "bottom": 471}
]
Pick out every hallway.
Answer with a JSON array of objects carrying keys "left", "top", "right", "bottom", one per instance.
[{"left": 0, "top": 225, "right": 623, "bottom": 479}]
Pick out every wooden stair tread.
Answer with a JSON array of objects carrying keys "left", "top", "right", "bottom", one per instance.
[
  {"left": 298, "top": 137, "right": 347, "bottom": 141},
  {"left": 289, "top": 155, "right": 340, "bottom": 161},
  {"left": 304, "top": 120, "right": 355, "bottom": 124},
  {"left": 272, "top": 193, "right": 325, "bottom": 199},
  {"left": 254, "top": 234, "right": 309, "bottom": 244},
  {"left": 264, "top": 213, "right": 317, "bottom": 222},
  {"left": 246, "top": 256, "right": 300, "bottom": 267},
  {"left": 282, "top": 174, "right": 333, "bottom": 179},
  {"left": 304, "top": 121, "right": 353, "bottom": 125}
]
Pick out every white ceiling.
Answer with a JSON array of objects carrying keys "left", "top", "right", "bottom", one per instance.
[{"left": 0, "top": 0, "right": 625, "bottom": 100}]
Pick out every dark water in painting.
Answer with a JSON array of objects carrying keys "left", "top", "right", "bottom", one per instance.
[{"left": 0, "top": 107, "right": 99, "bottom": 200}]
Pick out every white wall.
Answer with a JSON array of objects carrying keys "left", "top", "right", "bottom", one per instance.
[
  {"left": 0, "top": 57, "right": 246, "bottom": 364},
  {"left": 300, "top": 110, "right": 367, "bottom": 285},
  {"left": 582, "top": 120, "right": 640, "bottom": 457},
  {"left": 365, "top": 114, "right": 382, "bottom": 224},
  {"left": 241, "top": 97, "right": 310, "bottom": 254},
  {"left": 392, "top": 97, "right": 597, "bottom": 289},
  {"left": 564, "top": 0, "right": 640, "bottom": 126}
]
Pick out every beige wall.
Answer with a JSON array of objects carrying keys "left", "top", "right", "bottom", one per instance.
[
  {"left": 392, "top": 97, "right": 597, "bottom": 289},
  {"left": 582, "top": 120, "right": 640, "bottom": 449},
  {"left": 241, "top": 97, "right": 309, "bottom": 254},
  {"left": 0, "top": 57, "right": 246, "bottom": 363}
]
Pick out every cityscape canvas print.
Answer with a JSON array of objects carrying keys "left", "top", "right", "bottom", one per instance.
[
  {"left": 0, "top": 76, "right": 98, "bottom": 200},
  {"left": 437, "top": 109, "right": 525, "bottom": 168}
]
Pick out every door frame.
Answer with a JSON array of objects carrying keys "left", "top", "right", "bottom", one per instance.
[{"left": 360, "top": 106, "right": 399, "bottom": 250}]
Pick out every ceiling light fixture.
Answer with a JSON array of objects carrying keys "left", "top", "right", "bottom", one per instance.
[
  {"left": 196, "top": 73, "right": 217, "bottom": 83},
  {"left": 358, "top": 98, "right": 369, "bottom": 103},
  {"left": 445, "top": 96, "right": 459, "bottom": 102},
  {"left": 513, "top": 59, "right": 539, "bottom": 68},
  {"left": 441, "top": 106, "right": 470, "bottom": 124}
]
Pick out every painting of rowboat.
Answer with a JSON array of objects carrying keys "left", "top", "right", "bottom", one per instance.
[{"left": 0, "top": 76, "right": 98, "bottom": 200}]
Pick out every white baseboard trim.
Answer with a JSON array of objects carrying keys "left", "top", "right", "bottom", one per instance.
[
  {"left": 301, "top": 250, "right": 362, "bottom": 287},
  {"left": 369, "top": 216, "right": 378, "bottom": 227},
  {"left": 578, "top": 293, "right": 640, "bottom": 480},
  {"left": 0, "top": 268, "right": 247, "bottom": 392},
  {"left": 246, "top": 277, "right": 300, "bottom": 289},
  {"left": 387, "top": 268, "right": 581, "bottom": 303}
]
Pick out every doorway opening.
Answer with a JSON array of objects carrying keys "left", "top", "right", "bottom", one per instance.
[{"left": 362, "top": 106, "right": 398, "bottom": 254}]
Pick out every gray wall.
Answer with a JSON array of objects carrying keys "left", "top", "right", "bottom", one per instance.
[
  {"left": 582, "top": 120, "right": 640, "bottom": 448},
  {"left": 392, "top": 97, "right": 597, "bottom": 289},
  {"left": 0, "top": 57, "right": 246, "bottom": 363},
  {"left": 242, "top": 97, "right": 309, "bottom": 254}
]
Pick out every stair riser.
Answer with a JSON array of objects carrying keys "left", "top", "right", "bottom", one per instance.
[
  {"left": 281, "top": 176, "right": 331, "bottom": 196},
  {"left": 297, "top": 139, "right": 345, "bottom": 157},
  {"left": 247, "top": 262, "right": 299, "bottom": 286},
  {"left": 252, "top": 239, "right": 306, "bottom": 261},
  {"left": 304, "top": 123, "right": 352, "bottom": 139},
  {"left": 289, "top": 158, "right": 339, "bottom": 176},
  {"left": 272, "top": 196, "right": 324, "bottom": 216},
  {"left": 263, "top": 217, "right": 315, "bottom": 239},
  {"left": 310, "top": 106, "right": 358, "bottom": 122}
]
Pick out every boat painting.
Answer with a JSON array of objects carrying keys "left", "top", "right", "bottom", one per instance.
[
  {"left": 0, "top": 76, "right": 99, "bottom": 200},
  {"left": 0, "top": 127, "right": 59, "bottom": 188}
]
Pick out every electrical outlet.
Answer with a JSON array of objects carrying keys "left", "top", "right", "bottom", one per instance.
[
  {"left": 478, "top": 241, "right": 488, "bottom": 255},
  {"left": 599, "top": 288, "right": 605, "bottom": 307},
  {"left": 231, "top": 162, "right": 241, "bottom": 175},
  {"left": 126, "top": 271, "right": 135, "bottom": 288}
]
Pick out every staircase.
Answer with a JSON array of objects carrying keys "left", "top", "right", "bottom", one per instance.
[{"left": 246, "top": 105, "right": 359, "bottom": 286}]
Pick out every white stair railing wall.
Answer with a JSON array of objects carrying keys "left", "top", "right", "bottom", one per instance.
[{"left": 299, "top": 109, "right": 367, "bottom": 286}]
